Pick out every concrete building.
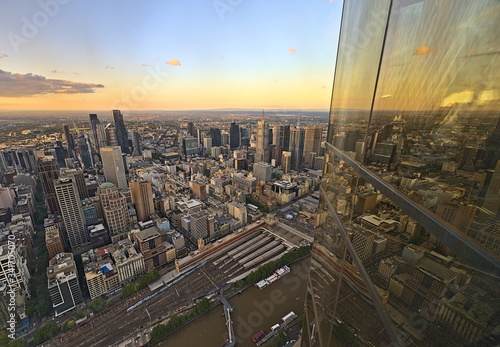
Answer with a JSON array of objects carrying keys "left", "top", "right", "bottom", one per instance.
[
  {"left": 101, "top": 146, "right": 127, "bottom": 190},
  {"left": 133, "top": 226, "right": 167, "bottom": 271},
  {"left": 37, "top": 157, "right": 60, "bottom": 215},
  {"left": 129, "top": 180, "right": 154, "bottom": 222},
  {"left": 82, "top": 248, "right": 120, "bottom": 300},
  {"left": 228, "top": 201, "right": 247, "bottom": 225},
  {"left": 97, "top": 183, "right": 129, "bottom": 242},
  {"left": 253, "top": 162, "right": 272, "bottom": 182},
  {"left": 55, "top": 178, "right": 89, "bottom": 250},
  {"left": 255, "top": 117, "right": 270, "bottom": 163},
  {"left": 47, "top": 253, "right": 83, "bottom": 317},
  {"left": 111, "top": 239, "right": 145, "bottom": 284},
  {"left": 190, "top": 210, "right": 210, "bottom": 241},
  {"left": 303, "top": 126, "right": 322, "bottom": 166},
  {"left": 0, "top": 244, "right": 31, "bottom": 304},
  {"left": 46, "top": 226, "right": 65, "bottom": 259},
  {"left": 281, "top": 151, "right": 292, "bottom": 173}
]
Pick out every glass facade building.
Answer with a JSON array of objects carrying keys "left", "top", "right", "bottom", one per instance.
[{"left": 303, "top": 1, "right": 500, "bottom": 346}]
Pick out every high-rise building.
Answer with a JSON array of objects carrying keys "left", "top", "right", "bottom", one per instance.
[
  {"left": 281, "top": 151, "right": 292, "bottom": 173},
  {"left": 63, "top": 125, "right": 75, "bottom": 158},
  {"left": 62, "top": 169, "right": 88, "bottom": 200},
  {"left": 290, "top": 127, "right": 305, "bottom": 170},
  {"left": 45, "top": 226, "right": 65, "bottom": 259},
  {"left": 101, "top": 146, "right": 127, "bottom": 190},
  {"left": 304, "top": 1, "right": 500, "bottom": 346},
  {"left": 303, "top": 126, "right": 322, "bottom": 166},
  {"left": 131, "top": 131, "right": 142, "bottom": 156},
  {"left": 55, "top": 177, "right": 89, "bottom": 250},
  {"left": 187, "top": 122, "right": 195, "bottom": 137},
  {"left": 89, "top": 114, "right": 101, "bottom": 153},
  {"left": 182, "top": 137, "right": 199, "bottom": 157},
  {"left": 37, "top": 157, "right": 60, "bottom": 215},
  {"left": 255, "top": 116, "right": 270, "bottom": 163},
  {"left": 230, "top": 121, "right": 240, "bottom": 149},
  {"left": 97, "top": 183, "right": 129, "bottom": 242},
  {"left": 111, "top": 239, "right": 145, "bottom": 284},
  {"left": 47, "top": 253, "right": 83, "bottom": 317},
  {"left": 105, "top": 123, "right": 118, "bottom": 147},
  {"left": 0, "top": 151, "right": 7, "bottom": 173},
  {"left": 129, "top": 180, "right": 154, "bottom": 222},
  {"left": 273, "top": 125, "right": 290, "bottom": 151},
  {"left": 253, "top": 162, "right": 272, "bottom": 182},
  {"left": 132, "top": 226, "right": 167, "bottom": 271},
  {"left": 112, "top": 110, "right": 129, "bottom": 154},
  {"left": 210, "top": 128, "right": 222, "bottom": 147}
]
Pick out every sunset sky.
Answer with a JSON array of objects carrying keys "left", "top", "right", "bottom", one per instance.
[{"left": 0, "top": 0, "right": 342, "bottom": 111}]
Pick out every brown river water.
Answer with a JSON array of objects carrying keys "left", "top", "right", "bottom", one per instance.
[{"left": 160, "top": 257, "right": 311, "bottom": 347}]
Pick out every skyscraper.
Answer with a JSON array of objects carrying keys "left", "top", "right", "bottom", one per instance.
[
  {"left": 273, "top": 125, "right": 290, "bottom": 151},
  {"left": 63, "top": 125, "right": 75, "bottom": 158},
  {"left": 131, "top": 131, "right": 142, "bottom": 156},
  {"left": 105, "top": 123, "right": 118, "bottom": 147},
  {"left": 129, "top": 180, "right": 154, "bottom": 222},
  {"left": 210, "top": 128, "right": 222, "bottom": 147},
  {"left": 187, "top": 122, "right": 195, "bottom": 137},
  {"left": 255, "top": 115, "right": 270, "bottom": 163},
  {"left": 97, "top": 182, "right": 129, "bottom": 242},
  {"left": 89, "top": 114, "right": 101, "bottom": 153},
  {"left": 230, "top": 121, "right": 240, "bottom": 150},
  {"left": 37, "top": 157, "right": 60, "bottom": 215},
  {"left": 303, "top": 126, "right": 322, "bottom": 167},
  {"left": 55, "top": 177, "right": 89, "bottom": 250},
  {"left": 304, "top": 1, "right": 500, "bottom": 346},
  {"left": 290, "top": 127, "right": 305, "bottom": 170},
  {"left": 112, "top": 110, "right": 129, "bottom": 154},
  {"left": 101, "top": 146, "right": 127, "bottom": 190}
]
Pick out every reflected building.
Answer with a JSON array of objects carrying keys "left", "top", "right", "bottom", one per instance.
[{"left": 303, "top": 1, "right": 500, "bottom": 346}]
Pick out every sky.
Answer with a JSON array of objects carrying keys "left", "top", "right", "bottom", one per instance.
[{"left": 0, "top": 0, "right": 342, "bottom": 111}]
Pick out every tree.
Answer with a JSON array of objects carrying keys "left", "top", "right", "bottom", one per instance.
[
  {"left": 123, "top": 283, "right": 137, "bottom": 298},
  {"left": 150, "top": 324, "right": 167, "bottom": 343},
  {"left": 277, "top": 331, "right": 286, "bottom": 346},
  {"left": 32, "top": 323, "right": 60, "bottom": 346},
  {"left": 89, "top": 298, "right": 105, "bottom": 313}
]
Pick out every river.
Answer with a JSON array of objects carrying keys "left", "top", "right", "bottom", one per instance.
[{"left": 161, "top": 257, "right": 311, "bottom": 347}]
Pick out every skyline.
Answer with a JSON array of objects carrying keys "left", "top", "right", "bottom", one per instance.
[{"left": 0, "top": 0, "right": 342, "bottom": 111}]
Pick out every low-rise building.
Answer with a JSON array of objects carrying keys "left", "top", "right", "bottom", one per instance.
[{"left": 111, "top": 239, "right": 145, "bottom": 284}]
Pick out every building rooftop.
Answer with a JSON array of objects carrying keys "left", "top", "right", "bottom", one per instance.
[{"left": 135, "top": 226, "right": 160, "bottom": 242}]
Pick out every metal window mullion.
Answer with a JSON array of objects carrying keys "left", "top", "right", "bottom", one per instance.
[
  {"left": 320, "top": 185, "right": 403, "bottom": 346},
  {"left": 325, "top": 141, "right": 500, "bottom": 276}
]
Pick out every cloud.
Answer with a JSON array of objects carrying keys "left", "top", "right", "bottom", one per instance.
[
  {"left": 105, "top": 65, "right": 115, "bottom": 69},
  {"left": 322, "top": 85, "right": 326, "bottom": 89},
  {"left": 414, "top": 46, "right": 435, "bottom": 55},
  {"left": 0, "top": 70, "right": 104, "bottom": 97},
  {"left": 381, "top": 94, "right": 392, "bottom": 98},
  {"left": 140, "top": 64, "right": 148, "bottom": 67},
  {"left": 155, "top": 58, "right": 160, "bottom": 61},
  {"left": 166, "top": 59, "right": 181, "bottom": 66},
  {"left": 0, "top": 53, "right": 7, "bottom": 59},
  {"left": 288, "top": 46, "right": 296, "bottom": 55},
  {"left": 220, "top": 55, "right": 224, "bottom": 60}
]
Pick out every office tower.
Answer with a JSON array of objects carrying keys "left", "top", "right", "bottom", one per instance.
[
  {"left": 47, "top": 253, "right": 83, "bottom": 316},
  {"left": 253, "top": 162, "right": 272, "bottom": 182},
  {"left": 255, "top": 116, "right": 270, "bottom": 163},
  {"left": 101, "top": 146, "right": 127, "bottom": 190},
  {"left": 63, "top": 125, "right": 75, "bottom": 158},
  {"left": 273, "top": 125, "right": 290, "bottom": 151},
  {"left": 55, "top": 178, "right": 89, "bottom": 250},
  {"left": 96, "top": 123, "right": 107, "bottom": 151},
  {"left": 89, "top": 113, "right": 101, "bottom": 153},
  {"left": 54, "top": 141, "right": 67, "bottom": 168},
  {"left": 303, "top": 126, "right": 322, "bottom": 166},
  {"left": 221, "top": 132, "right": 230, "bottom": 146},
  {"left": 210, "top": 128, "right": 222, "bottom": 147},
  {"left": 230, "top": 121, "right": 240, "bottom": 149},
  {"left": 187, "top": 122, "right": 195, "bottom": 137},
  {"left": 281, "top": 151, "right": 292, "bottom": 173},
  {"left": 304, "top": 1, "right": 500, "bottom": 347},
  {"left": 129, "top": 180, "right": 154, "bottom": 222},
  {"left": 112, "top": 110, "right": 129, "bottom": 154},
  {"left": 132, "top": 226, "right": 167, "bottom": 271},
  {"left": 45, "top": 226, "right": 64, "bottom": 259},
  {"left": 37, "top": 157, "right": 60, "bottom": 215},
  {"left": 183, "top": 137, "right": 199, "bottom": 157},
  {"left": 131, "top": 131, "right": 142, "bottom": 156},
  {"left": 0, "top": 244, "right": 31, "bottom": 302},
  {"left": 190, "top": 210, "right": 210, "bottom": 241},
  {"left": 97, "top": 182, "right": 129, "bottom": 242},
  {"left": 105, "top": 123, "right": 118, "bottom": 147},
  {"left": 62, "top": 169, "right": 88, "bottom": 199},
  {"left": 76, "top": 138, "right": 93, "bottom": 170},
  {"left": 203, "top": 137, "right": 212, "bottom": 153},
  {"left": 290, "top": 127, "right": 305, "bottom": 170},
  {"left": 0, "top": 151, "right": 7, "bottom": 173}
]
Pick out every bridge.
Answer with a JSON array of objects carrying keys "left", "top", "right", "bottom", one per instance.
[{"left": 220, "top": 295, "right": 236, "bottom": 347}]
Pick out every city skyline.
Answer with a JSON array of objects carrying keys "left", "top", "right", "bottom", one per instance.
[{"left": 0, "top": 0, "right": 342, "bottom": 111}]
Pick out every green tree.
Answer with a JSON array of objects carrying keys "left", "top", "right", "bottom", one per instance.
[
  {"left": 123, "top": 283, "right": 137, "bottom": 298},
  {"left": 32, "top": 322, "right": 60, "bottom": 346},
  {"left": 151, "top": 324, "right": 168, "bottom": 343},
  {"left": 8, "top": 339, "right": 27, "bottom": 347},
  {"left": 277, "top": 331, "right": 286, "bottom": 346},
  {"left": 89, "top": 298, "right": 106, "bottom": 313}
]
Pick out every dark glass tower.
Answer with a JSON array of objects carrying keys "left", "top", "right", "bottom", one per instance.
[
  {"left": 112, "top": 109, "right": 129, "bottom": 154},
  {"left": 210, "top": 128, "right": 222, "bottom": 147},
  {"left": 230, "top": 121, "right": 240, "bottom": 149},
  {"left": 303, "top": 1, "right": 500, "bottom": 346}
]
